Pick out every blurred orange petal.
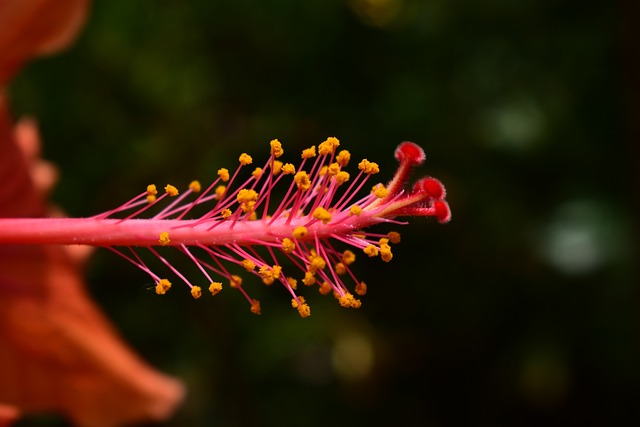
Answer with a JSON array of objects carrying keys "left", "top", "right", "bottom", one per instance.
[
  {"left": 0, "top": 95, "right": 186, "bottom": 426},
  {"left": 0, "top": 0, "right": 90, "bottom": 85},
  {"left": 0, "top": 96, "right": 41, "bottom": 217},
  {"left": 0, "top": 246, "right": 186, "bottom": 427},
  {"left": 0, "top": 404, "right": 20, "bottom": 426}
]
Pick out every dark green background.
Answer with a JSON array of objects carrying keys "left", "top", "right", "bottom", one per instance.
[{"left": 9, "top": 0, "right": 639, "bottom": 425}]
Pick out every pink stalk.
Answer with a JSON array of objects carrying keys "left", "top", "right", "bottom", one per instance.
[
  {"left": 0, "top": 138, "right": 451, "bottom": 317},
  {"left": 0, "top": 216, "right": 387, "bottom": 246}
]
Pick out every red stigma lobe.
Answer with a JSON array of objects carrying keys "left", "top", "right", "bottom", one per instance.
[{"left": 394, "top": 141, "right": 426, "bottom": 166}]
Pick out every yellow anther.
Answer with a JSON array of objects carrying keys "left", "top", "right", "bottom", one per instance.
[
  {"left": 282, "top": 163, "right": 296, "bottom": 175},
  {"left": 250, "top": 299, "right": 261, "bottom": 315},
  {"left": 287, "top": 277, "right": 298, "bottom": 290},
  {"left": 388, "top": 231, "right": 401, "bottom": 244},
  {"left": 239, "top": 153, "right": 253, "bottom": 165},
  {"left": 165, "top": 184, "right": 179, "bottom": 197},
  {"left": 146, "top": 194, "right": 156, "bottom": 203},
  {"left": 380, "top": 243, "right": 393, "bottom": 262},
  {"left": 147, "top": 184, "right": 158, "bottom": 195},
  {"left": 272, "top": 160, "right": 283, "bottom": 175},
  {"left": 240, "top": 201, "right": 256, "bottom": 213},
  {"left": 281, "top": 238, "right": 295, "bottom": 253},
  {"left": 319, "top": 281, "right": 332, "bottom": 295},
  {"left": 335, "top": 171, "right": 350, "bottom": 184},
  {"left": 372, "top": 183, "right": 388, "bottom": 198},
  {"left": 230, "top": 275, "right": 242, "bottom": 288},
  {"left": 338, "top": 293, "right": 362, "bottom": 308},
  {"left": 258, "top": 265, "right": 281, "bottom": 285},
  {"left": 319, "top": 165, "right": 328, "bottom": 176},
  {"left": 270, "top": 139, "right": 284, "bottom": 158},
  {"left": 241, "top": 259, "right": 256, "bottom": 271},
  {"left": 252, "top": 167, "right": 263, "bottom": 179},
  {"left": 308, "top": 255, "right": 326, "bottom": 274},
  {"left": 237, "top": 188, "right": 258, "bottom": 203},
  {"left": 261, "top": 276, "right": 274, "bottom": 286},
  {"left": 221, "top": 208, "right": 232, "bottom": 219},
  {"left": 292, "top": 297, "right": 311, "bottom": 318},
  {"left": 248, "top": 211, "right": 257, "bottom": 220},
  {"left": 292, "top": 226, "right": 307, "bottom": 239},
  {"left": 312, "top": 207, "right": 332, "bottom": 224},
  {"left": 218, "top": 168, "right": 230, "bottom": 182},
  {"left": 191, "top": 286, "right": 202, "bottom": 299},
  {"left": 258, "top": 265, "right": 271, "bottom": 277},
  {"left": 158, "top": 231, "right": 171, "bottom": 246},
  {"left": 297, "top": 304, "right": 311, "bottom": 318},
  {"left": 260, "top": 270, "right": 274, "bottom": 285},
  {"left": 272, "top": 265, "right": 282, "bottom": 278},
  {"left": 328, "top": 162, "right": 341, "bottom": 176},
  {"left": 301, "top": 146, "right": 317, "bottom": 159},
  {"left": 189, "top": 180, "right": 201, "bottom": 192},
  {"left": 379, "top": 238, "right": 389, "bottom": 245},
  {"left": 318, "top": 136, "right": 340, "bottom": 155},
  {"left": 155, "top": 279, "right": 171, "bottom": 295},
  {"left": 349, "top": 205, "right": 362, "bottom": 216},
  {"left": 363, "top": 244, "right": 379, "bottom": 257},
  {"left": 338, "top": 294, "right": 350, "bottom": 307},
  {"left": 215, "top": 185, "right": 226, "bottom": 199},
  {"left": 302, "top": 271, "right": 316, "bottom": 286},
  {"left": 294, "top": 171, "right": 311, "bottom": 191},
  {"left": 209, "top": 282, "right": 223, "bottom": 296},
  {"left": 342, "top": 250, "right": 356, "bottom": 265},
  {"left": 336, "top": 150, "right": 351, "bottom": 167},
  {"left": 335, "top": 262, "right": 347, "bottom": 275},
  {"left": 355, "top": 281, "right": 367, "bottom": 296},
  {"left": 358, "top": 159, "right": 380, "bottom": 174}
]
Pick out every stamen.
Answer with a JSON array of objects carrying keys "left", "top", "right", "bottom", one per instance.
[
  {"left": 63, "top": 137, "right": 450, "bottom": 317},
  {"left": 239, "top": 153, "right": 253, "bottom": 166},
  {"left": 164, "top": 185, "right": 179, "bottom": 197},
  {"left": 270, "top": 139, "right": 284, "bottom": 158},
  {"left": 158, "top": 232, "right": 171, "bottom": 246},
  {"left": 301, "top": 146, "right": 317, "bottom": 159},
  {"left": 191, "top": 286, "right": 202, "bottom": 299},
  {"left": 318, "top": 137, "right": 340, "bottom": 155},
  {"left": 209, "top": 282, "right": 223, "bottom": 296},
  {"left": 218, "top": 168, "right": 230, "bottom": 182},
  {"left": 155, "top": 279, "right": 172, "bottom": 295}
]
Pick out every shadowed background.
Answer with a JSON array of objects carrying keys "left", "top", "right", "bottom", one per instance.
[{"left": 9, "top": 0, "right": 639, "bottom": 425}]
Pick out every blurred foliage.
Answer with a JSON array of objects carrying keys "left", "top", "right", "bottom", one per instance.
[{"left": 8, "top": 0, "right": 639, "bottom": 425}]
